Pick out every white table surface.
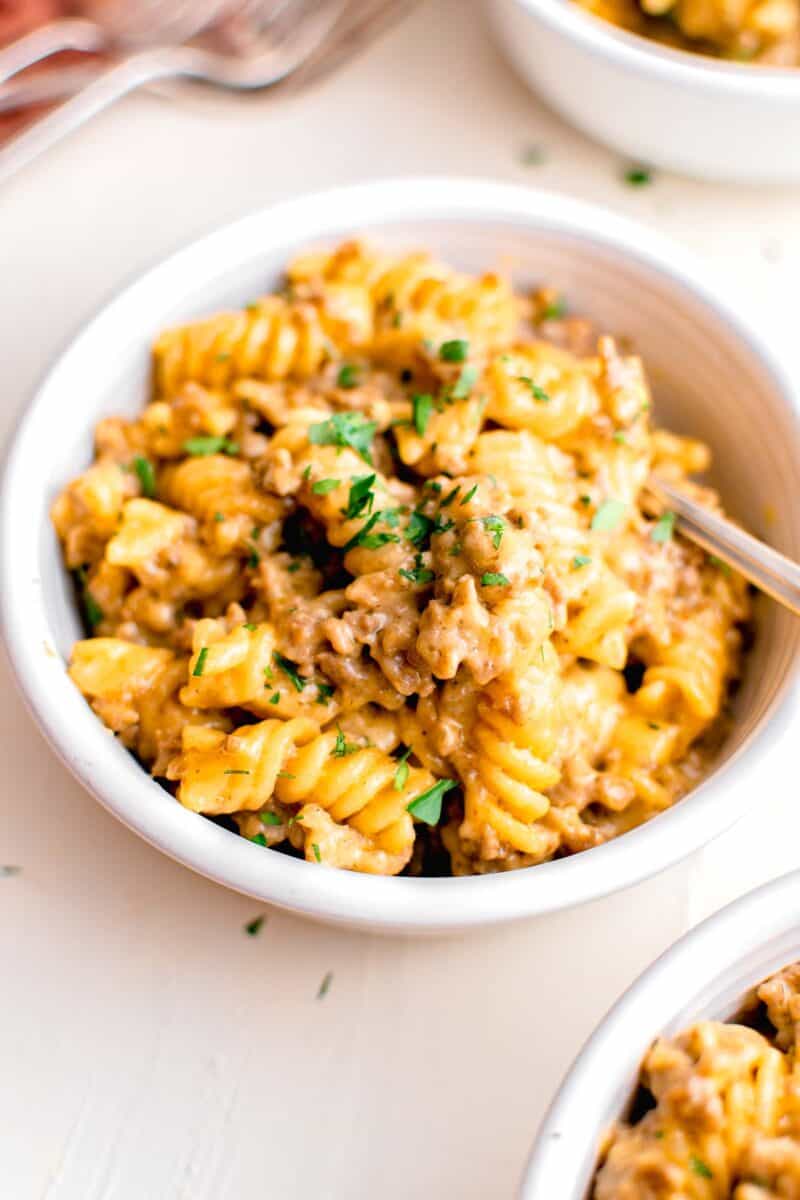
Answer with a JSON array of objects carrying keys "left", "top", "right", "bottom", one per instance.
[{"left": 3, "top": 3, "right": 800, "bottom": 1197}]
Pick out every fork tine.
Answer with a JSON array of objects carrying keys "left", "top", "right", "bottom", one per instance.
[{"left": 281, "top": 0, "right": 421, "bottom": 92}]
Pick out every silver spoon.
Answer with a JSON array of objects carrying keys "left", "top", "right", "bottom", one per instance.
[
  {"left": 649, "top": 476, "right": 800, "bottom": 615},
  {"left": 0, "top": 0, "right": 345, "bottom": 186}
]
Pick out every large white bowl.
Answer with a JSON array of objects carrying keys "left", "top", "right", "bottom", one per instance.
[
  {"left": 522, "top": 868, "right": 800, "bottom": 1198},
  {"left": 488, "top": 0, "right": 800, "bottom": 184},
  {"left": 3, "top": 178, "right": 800, "bottom": 933}
]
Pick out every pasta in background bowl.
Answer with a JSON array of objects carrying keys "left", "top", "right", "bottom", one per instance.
[
  {"left": 522, "top": 869, "right": 800, "bottom": 1198},
  {"left": 2, "top": 179, "right": 799, "bottom": 930}
]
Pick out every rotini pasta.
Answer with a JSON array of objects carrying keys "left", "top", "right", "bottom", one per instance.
[
  {"left": 593, "top": 962, "right": 800, "bottom": 1199},
  {"left": 53, "top": 240, "right": 751, "bottom": 877}
]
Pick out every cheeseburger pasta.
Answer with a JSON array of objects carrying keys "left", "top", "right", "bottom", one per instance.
[
  {"left": 52, "top": 241, "right": 751, "bottom": 878},
  {"left": 594, "top": 962, "right": 800, "bottom": 1198}
]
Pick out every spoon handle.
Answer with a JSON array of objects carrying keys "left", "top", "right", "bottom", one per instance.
[{"left": 651, "top": 476, "right": 800, "bottom": 616}]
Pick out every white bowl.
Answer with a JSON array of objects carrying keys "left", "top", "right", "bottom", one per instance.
[
  {"left": 3, "top": 178, "right": 800, "bottom": 933},
  {"left": 488, "top": 0, "right": 800, "bottom": 184},
  {"left": 521, "top": 868, "right": 800, "bottom": 1198}
]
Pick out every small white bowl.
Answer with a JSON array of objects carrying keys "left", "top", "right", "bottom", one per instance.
[
  {"left": 3, "top": 178, "right": 799, "bottom": 933},
  {"left": 488, "top": 0, "right": 800, "bottom": 183},
  {"left": 521, "top": 868, "right": 800, "bottom": 1198}
]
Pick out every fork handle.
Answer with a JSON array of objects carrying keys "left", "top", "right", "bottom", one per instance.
[
  {"left": 0, "top": 18, "right": 105, "bottom": 84},
  {"left": 652, "top": 477, "right": 800, "bottom": 616},
  {"left": 0, "top": 48, "right": 178, "bottom": 186}
]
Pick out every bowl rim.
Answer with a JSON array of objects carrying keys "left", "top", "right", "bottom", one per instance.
[
  {"left": 4, "top": 175, "right": 800, "bottom": 932},
  {"left": 513, "top": 0, "right": 800, "bottom": 95},
  {"left": 521, "top": 867, "right": 800, "bottom": 1196}
]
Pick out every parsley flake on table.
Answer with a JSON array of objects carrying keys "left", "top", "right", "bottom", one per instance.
[
  {"left": 308, "top": 412, "right": 377, "bottom": 464},
  {"left": 651, "top": 510, "right": 676, "bottom": 544},
  {"left": 439, "top": 338, "right": 469, "bottom": 363},
  {"left": 407, "top": 779, "right": 457, "bottom": 825},
  {"left": 273, "top": 653, "right": 305, "bottom": 692},
  {"left": 623, "top": 164, "right": 653, "bottom": 187},
  {"left": 132, "top": 455, "right": 156, "bottom": 498},
  {"left": 481, "top": 572, "right": 510, "bottom": 587},
  {"left": 183, "top": 436, "right": 239, "bottom": 456},
  {"left": 244, "top": 914, "right": 266, "bottom": 936},
  {"left": 412, "top": 392, "right": 435, "bottom": 436},
  {"left": 0, "top": 866, "right": 21, "bottom": 877},
  {"left": 591, "top": 499, "right": 627, "bottom": 532},
  {"left": 317, "top": 971, "right": 333, "bottom": 999}
]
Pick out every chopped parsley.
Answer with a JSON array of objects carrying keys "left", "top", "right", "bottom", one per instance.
[
  {"left": 132, "top": 455, "right": 156, "bottom": 498},
  {"left": 623, "top": 164, "right": 653, "bottom": 187},
  {"left": 591, "top": 499, "right": 626, "bottom": 532},
  {"left": 75, "top": 568, "right": 103, "bottom": 630},
  {"left": 312, "top": 842, "right": 322, "bottom": 863},
  {"left": 250, "top": 833, "right": 268, "bottom": 847},
  {"left": 647, "top": 722, "right": 660, "bottom": 731},
  {"left": 308, "top": 412, "right": 377, "bottom": 464},
  {"left": 440, "top": 339, "right": 469, "bottom": 363},
  {"left": 399, "top": 562, "right": 434, "bottom": 585},
  {"left": 214, "top": 511, "right": 225, "bottom": 522},
  {"left": 572, "top": 555, "right": 592, "bottom": 569},
  {"left": 481, "top": 572, "right": 510, "bottom": 587},
  {"left": 441, "top": 485, "right": 461, "bottom": 507},
  {"left": 316, "top": 682, "right": 334, "bottom": 705},
  {"left": 406, "top": 510, "right": 436, "bottom": 547},
  {"left": 407, "top": 778, "right": 457, "bottom": 825},
  {"left": 273, "top": 653, "right": 305, "bottom": 692},
  {"left": 393, "top": 747, "right": 411, "bottom": 791},
  {"left": 690, "top": 1157, "right": 712, "bottom": 1180},
  {"left": 260, "top": 811, "right": 282, "bottom": 826},
  {"left": 541, "top": 297, "right": 566, "bottom": 320},
  {"left": 459, "top": 484, "right": 479, "bottom": 507},
  {"left": 336, "top": 363, "right": 360, "bottom": 389},
  {"left": 311, "top": 477, "right": 340, "bottom": 495},
  {"left": 651, "top": 510, "right": 676, "bottom": 544},
  {"left": 192, "top": 647, "right": 209, "bottom": 677},
  {"left": 612, "top": 431, "right": 627, "bottom": 444},
  {"left": 708, "top": 554, "right": 732, "bottom": 576},
  {"left": 344, "top": 473, "right": 376, "bottom": 519},
  {"left": 243, "top": 622, "right": 257, "bottom": 631},
  {"left": 518, "top": 376, "right": 550, "bottom": 403},
  {"left": 412, "top": 392, "right": 435, "bottom": 436},
  {"left": 451, "top": 364, "right": 478, "bottom": 399},
  {"left": 223, "top": 769, "right": 250, "bottom": 775},
  {"left": 183, "top": 435, "right": 239, "bottom": 456},
  {"left": 317, "top": 971, "right": 333, "bottom": 999},
  {"left": 481, "top": 515, "right": 505, "bottom": 549},
  {"left": 332, "top": 726, "right": 360, "bottom": 757},
  {"left": 287, "top": 560, "right": 302, "bottom": 573},
  {"left": 520, "top": 143, "right": 545, "bottom": 166},
  {"left": 244, "top": 914, "right": 266, "bottom": 936},
  {"left": 268, "top": 691, "right": 281, "bottom": 704}
]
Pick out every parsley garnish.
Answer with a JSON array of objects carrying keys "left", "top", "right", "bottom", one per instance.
[
  {"left": 623, "top": 164, "right": 653, "bottom": 187},
  {"left": 317, "top": 971, "right": 333, "bottom": 999},
  {"left": 412, "top": 393, "right": 435, "bottom": 436},
  {"left": 332, "top": 726, "right": 360, "bottom": 757},
  {"left": 316, "top": 683, "right": 334, "bottom": 705},
  {"left": 75, "top": 567, "right": 103, "bottom": 630},
  {"left": 591, "top": 499, "right": 626, "bottom": 532},
  {"left": 273, "top": 653, "right": 305, "bottom": 692},
  {"left": 651, "top": 511, "right": 676, "bottom": 544},
  {"left": 250, "top": 833, "right": 268, "bottom": 847},
  {"left": 481, "top": 572, "right": 510, "bottom": 587},
  {"left": 214, "top": 511, "right": 225, "bottom": 522},
  {"left": 311, "top": 478, "right": 339, "bottom": 495},
  {"left": 344, "top": 474, "right": 376, "bottom": 519},
  {"left": 541, "top": 297, "right": 566, "bottom": 320},
  {"left": 572, "top": 555, "right": 592, "bottom": 569},
  {"left": 268, "top": 691, "right": 281, "bottom": 704},
  {"left": 481, "top": 516, "right": 505, "bottom": 549},
  {"left": 244, "top": 914, "right": 266, "bottom": 936},
  {"left": 399, "top": 563, "right": 435, "bottom": 585},
  {"left": 193, "top": 647, "right": 209, "bottom": 677},
  {"left": 452, "top": 365, "right": 478, "bottom": 399},
  {"left": 308, "top": 412, "right": 377, "bottom": 465},
  {"left": 132, "top": 455, "right": 156, "bottom": 498},
  {"left": 579, "top": 494, "right": 591, "bottom": 506},
  {"left": 223, "top": 769, "right": 250, "bottom": 775},
  {"left": 708, "top": 554, "right": 732, "bottom": 576},
  {"left": 440, "top": 339, "right": 469, "bottom": 363},
  {"left": 459, "top": 484, "right": 478, "bottom": 507},
  {"left": 312, "top": 842, "right": 322, "bottom": 863},
  {"left": 518, "top": 376, "right": 550, "bottom": 403},
  {"left": 407, "top": 779, "right": 456, "bottom": 825},
  {"left": 612, "top": 431, "right": 627, "bottom": 444},
  {"left": 441, "top": 485, "right": 461, "bottom": 507},
  {"left": 690, "top": 1157, "right": 712, "bottom": 1180},
  {"left": 260, "top": 811, "right": 282, "bottom": 826},
  {"left": 393, "top": 747, "right": 411, "bottom": 791},
  {"left": 336, "top": 363, "right": 360, "bottom": 389},
  {"left": 520, "top": 143, "right": 545, "bottom": 166},
  {"left": 243, "top": 622, "right": 257, "bottom": 631},
  {"left": 406, "top": 511, "right": 436, "bottom": 547},
  {"left": 183, "top": 436, "right": 239, "bottom": 456}
]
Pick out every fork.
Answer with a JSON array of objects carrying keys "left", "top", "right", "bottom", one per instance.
[{"left": 0, "top": 0, "right": 345, "bottom": 186}]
